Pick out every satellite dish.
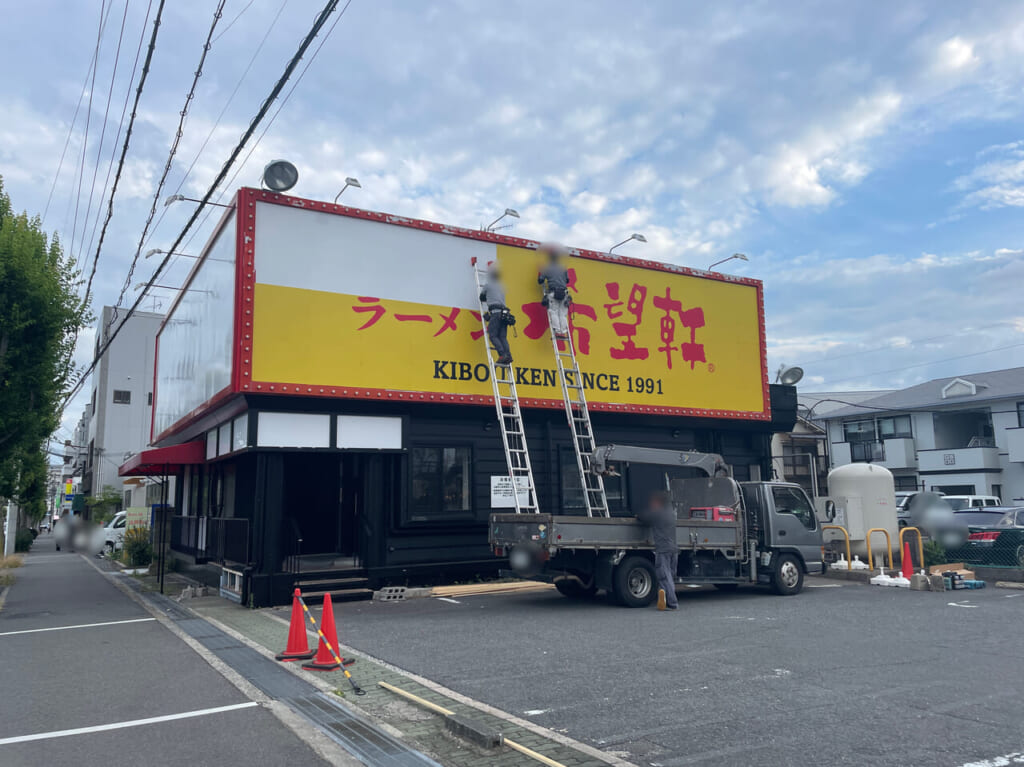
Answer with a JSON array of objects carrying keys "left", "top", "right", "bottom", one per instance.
[
  {"left": 261, "top": 160, "right": 299, "bottom": 193},
  {"left": 776, "top": 365, "right": 804, "bottom": 386}
]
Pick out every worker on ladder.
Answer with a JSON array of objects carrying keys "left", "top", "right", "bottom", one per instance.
[
  {"left": 537, "top": 242, "right": 571, "bottom": 339},
  {"left": 480, "top": 262, "right": 514, "bottom": 365}
]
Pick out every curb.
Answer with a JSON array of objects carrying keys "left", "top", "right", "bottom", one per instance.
[{"left": 262, "top": 609, "right": 637, "bottom": 766}]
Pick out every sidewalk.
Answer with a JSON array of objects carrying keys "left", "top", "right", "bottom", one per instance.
[{"left": 180, "top": 593, "right": 630, "bottom": 767}]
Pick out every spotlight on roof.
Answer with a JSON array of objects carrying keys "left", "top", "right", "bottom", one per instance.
[
  {"left": 775, "top": 365, "right": 804, "bottom": 386},
  {"left": 334, "top": 177, "right": 362, "bottom": 203},
  {"left": 261, "top": 160, "right": 299, "bottom": 193}
]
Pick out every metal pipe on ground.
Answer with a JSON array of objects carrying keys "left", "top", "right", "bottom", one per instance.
[{"left": 377, "top": 681, "right": 568, "bottom": 767}]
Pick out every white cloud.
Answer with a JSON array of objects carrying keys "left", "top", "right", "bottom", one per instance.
[{"left": 934, "top": 37, "right": 979, "bottom": 73}]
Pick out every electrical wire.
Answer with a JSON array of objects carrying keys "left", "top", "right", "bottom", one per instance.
[
  {"left": 212, "top": 0, "right": 254, "bottom": 42},
  {"left": 81, "top": 0, "right": 156, "bottom": 283},
  {"left": 80, "top": 0, "right": 168, "bottom": 313},
  {"left": 107, "top": 0, "right": 228, "bottom": 335},
  {"left": 821, "top": 341, "right": 1024, "bottom": 388},
  {"left": 66, "top": 0, "right": 115, "bottom": 272},
  {"left": 42, "top": 3, "right": 114, "bottom": 224},
  {"left": 182, "top": 0, "right": 352, "bottom": 254},
  {"left": 64, "top": 0, "right": 346, "bottom": 411},
  {"left": 79, "top": 0, "right": 132, "bottom": 271},
  {"left": 139, "top": 0, "right": 289, "bottom": 275}
]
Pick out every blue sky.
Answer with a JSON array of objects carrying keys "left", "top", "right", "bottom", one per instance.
[{"left": 2, "top": 1, "right": 1024, "bottom": 441}]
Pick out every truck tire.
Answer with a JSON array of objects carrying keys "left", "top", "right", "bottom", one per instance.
[
  {"left": 772, "top": 554, "right": 803, "bottom": 596},
  {"left": 612, "top": 556, "right": 657, "bottom": 608},
  {"left": 555, "top": 579, "right": 598, "bottom": 599}
]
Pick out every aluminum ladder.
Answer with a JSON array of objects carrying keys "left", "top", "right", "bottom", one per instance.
[
  {"left": 470, "top": 258, "right": 539, "bottom": 514},
  {"left": 549, "top": 316, "right": 609, "bottom": 517}
]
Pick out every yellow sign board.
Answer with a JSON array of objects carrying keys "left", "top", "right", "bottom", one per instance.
[{"left": 245, "top": 196, "right": 768, "bottom": 420}]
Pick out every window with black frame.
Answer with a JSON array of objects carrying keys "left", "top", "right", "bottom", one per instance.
[{"left": 410, "top": 446, "right": 472, "bottom": 521}]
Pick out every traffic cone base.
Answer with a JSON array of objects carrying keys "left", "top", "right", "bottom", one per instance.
[
  {"left": 302, "top": 593, "right": 343, "bottom": 672},
  {"left": 276, "top": 588, "right": 315, "bottom": 662},
  {"left": 657, "top": 588, "right": 667, "bottom": 611}
]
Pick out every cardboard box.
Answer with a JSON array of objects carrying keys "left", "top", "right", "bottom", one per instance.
[{"left": 929, "top": 563, "right": 976, "bottom": 579}]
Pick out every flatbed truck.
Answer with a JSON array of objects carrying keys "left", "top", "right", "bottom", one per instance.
[{"left": 489, "top": 444, "right": 825, "bottom": 607}]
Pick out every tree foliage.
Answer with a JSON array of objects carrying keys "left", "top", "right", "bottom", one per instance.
[
  {"left": 86, "top": 484, "right": 123, "bottom": 524},
  {"left": 0, "top": 175, "right": 90, "bottom": 509}
]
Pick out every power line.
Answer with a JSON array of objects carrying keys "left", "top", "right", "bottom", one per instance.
[
  {"left": 67, "top": 0, "right": 114, "bottom": 271},
  {"left": 140, "top": 0, "right": 289, "bottom": 278},
  {"left": 108, "top": 0, "right": 228, "bottom": 334},
  {"left": 80, "top": 0, "right": 168, "bottom": 312},
  {"left": 79, "top": 0, "right": 132, "bottom": 271},
  {"left": 82, "top": 0, "right": 157, "bottom": 282},
  {"left": 212, "top": 0, "right": 254, "bottom": 43},
  {"left": 182, "top": 0, "right": 352, "bottom": 253},
  {"left": 45, "top": 1, "right": 114, "bottom": 227},
  {"left": 65, "top": 0, "right": 346, "bottom": 411}
]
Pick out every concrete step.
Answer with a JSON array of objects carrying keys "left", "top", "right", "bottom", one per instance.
[{"left": 301, "top": 588, "right": 374, "bottom": 603}]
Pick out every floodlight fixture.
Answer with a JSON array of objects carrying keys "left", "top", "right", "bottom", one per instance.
[
  {"left": 334, "top": 177, "right": 362, "bottom": 203},
  {"left": 608, "top": 233, "right": 647, "bottom": 253},
  {"left": 261, "top": 159, "right": 299, "bottom": 192},
  {"left": 775, "top": 364, "right": 804, "bottom": 386},
  {"left": 707, "top": 252, "right": 749, "bottom": 271},
  {"left": 485, "top": 208, "right": 520, "bottom": 232}
]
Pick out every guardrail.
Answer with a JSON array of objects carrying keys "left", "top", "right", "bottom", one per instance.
[
  {"left": 899, "top": 526, "right": 924, "bottom": 571},
  {"left": 866, "top": 527, "right": 894, "bottom": 571},
  {"left": 822, "top": 525, "right": 851, "bottom": 570}
]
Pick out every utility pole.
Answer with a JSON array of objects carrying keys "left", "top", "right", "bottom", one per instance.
[{"left": 4, "top": 499, "right": 15, "bottom": 556}]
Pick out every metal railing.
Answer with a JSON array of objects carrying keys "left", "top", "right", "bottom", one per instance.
[
  {"left": 282, "top": 517, "right": 303, "bottom": 574},
  {"left": 169, "top": 515, "right": 248, "bottom": 566},
  {"left": 822, "top": 525, "right": 851, "bottom": 570},
  {"left": 866, "top": 527, "right": 894, "bottom": 571},
  {"left": 899, "top": 526, "right": 924, "bottom": 572}
]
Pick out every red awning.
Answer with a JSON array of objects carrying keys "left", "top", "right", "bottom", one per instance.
[{"left": 118, "top": 441, "right": 206, "bottom": 477}]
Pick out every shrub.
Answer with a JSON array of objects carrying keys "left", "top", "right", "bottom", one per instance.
[
  {"left": 0, "top": 555, "right": 23, "bottom": 569},
  {"left": 923, "top": 540, "right": 946, "bottom": 568},
  {"left": 123, "top": 527, "right": 153, "bottom": 567},
  {"left": 14, "top": 529, "right": 34, "bottom": 553}
]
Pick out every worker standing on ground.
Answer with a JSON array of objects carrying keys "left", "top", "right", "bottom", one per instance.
[
  {"left": 537, "top": 243, "right": 571, "bottom": 339},
  {"left": 480, "top": 262, "right": 514, "bottom": 365},
  {"left": 637, "top": 491, "right": 679, "bottom": 610}
]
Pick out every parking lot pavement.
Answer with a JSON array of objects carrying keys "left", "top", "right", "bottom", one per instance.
[
  {"left": 0, "top": 540, "right": 333, "bottom": 767},
  {"left": 329, "top": 578, "right": 1024, "bottom": 767}
]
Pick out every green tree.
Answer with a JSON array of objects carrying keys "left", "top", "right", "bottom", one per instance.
[
  {"left": 86, "top": 484, "right": 123, "bottom": 524},
  {"left": 0, "top": 175, "right": 90, "bottom": 518}
]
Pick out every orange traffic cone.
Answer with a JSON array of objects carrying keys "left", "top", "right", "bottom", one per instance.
[
  {"left": 302, "top": 593, "right": 343, "bottom": 672},
  {"left": 901, "top": 540, "right": 914, "bottom": 580},
  {"left": 276, "top": 588, "right": 316, "bottom": 662}
]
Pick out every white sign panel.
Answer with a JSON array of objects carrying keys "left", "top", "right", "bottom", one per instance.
[{"left": 490, "top": 475, "right": 531, "bottom": 508}]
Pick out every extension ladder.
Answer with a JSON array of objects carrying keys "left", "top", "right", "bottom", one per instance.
[
  {"left": 470, "top": 258, "right": 539, "bottom": 514},
  {"left": 549, "top": 311, "right": 609, "bottom": 517}
]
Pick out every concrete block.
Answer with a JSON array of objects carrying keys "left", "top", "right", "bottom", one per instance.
[
  {"left": 444, "top": 713, "right": 503, "bottom": 749},
  {"left": 928, "top": 574, "right": 946, "bottom": 592},
  {"left": 910, "top": 574, "right": 930, "bottom": 591}
]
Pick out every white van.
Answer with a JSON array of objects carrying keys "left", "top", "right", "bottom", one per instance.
[{"left": 943, "top": 495, "right": 1002, "bottom": 511}]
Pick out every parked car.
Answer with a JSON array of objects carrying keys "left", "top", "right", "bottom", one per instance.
[
  {"left": 896, "top": 491, "right": 942, "bottom": 528},
  {"left": 947, "top": 507, "right": 1024, "bottom": 568},
  {"left": 97, "top": 511, "right": 127, "bottom": 553},
  {"left": 942, "top": 495, "right": 1002, "bottom": 511}
]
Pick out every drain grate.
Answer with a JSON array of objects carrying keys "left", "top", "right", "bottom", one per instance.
[
  {"left": 136, "top": 590, "right": 438, "bottom": 765},
  {"left": 287, "top": 693, "right": 442, "bottom": 767}
]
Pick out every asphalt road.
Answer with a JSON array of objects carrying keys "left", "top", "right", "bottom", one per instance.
[
  {"left": 331, "top": 578, "right": 1024, "bottom": 767},
  {"left": 0, "top": 535, "right": 329, "bottom": 767}
]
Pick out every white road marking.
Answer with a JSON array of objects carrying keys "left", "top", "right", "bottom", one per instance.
[
  {"left": 523, "top": 709, "right": 550, "bottom": 716},
  {"left": 0, "top": 617, "right": 155, "bottom": 637},
  {"left": 958, "top": 752, "right": 1024, "bottom": 767},
  {"left": 947, "top": 601, "right": 977, "bottom": 608},
  {"left": 0, "top": 702, "right": 258, "bottom": 745},
  {"left": 435, "top": 597, "right": 461, "bottom": 604},
  {"left": 1005, "top": 593, "right": 1022, "bottom": 598},
  {"left": 807, "top": 583, "right": 843, "bottom": 588}
]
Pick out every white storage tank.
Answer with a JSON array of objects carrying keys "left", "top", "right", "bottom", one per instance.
[{"left": 825, "top": 463, "right": 898, "bottom": 561}]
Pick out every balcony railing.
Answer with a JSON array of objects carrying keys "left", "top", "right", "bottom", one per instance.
[
  {"left": 850, "top": 441, "right": 885, "bottom": 462},
  {"left": 918, "top": 446, "right": 1001, "bottom": 473}
]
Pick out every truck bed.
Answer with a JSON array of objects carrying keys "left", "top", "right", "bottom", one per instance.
[{"left": 490, "top": 513, "right": 745, "bottom": 552}]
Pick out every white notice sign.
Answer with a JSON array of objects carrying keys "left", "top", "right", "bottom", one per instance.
[{"left": 490, "top": 475, "right": 531, "bottom": 508}]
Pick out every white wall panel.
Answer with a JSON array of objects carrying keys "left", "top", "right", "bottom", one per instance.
[
  {"left": 336, "top": 415, "right": 402, "bottom": 449},
  {"left": 254, "top": 203, "right": 495, "bottom": 309},
  {"left": 258, "top": 412, "right": 330, "bottom": 448}
]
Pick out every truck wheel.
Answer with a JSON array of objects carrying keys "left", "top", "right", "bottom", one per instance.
[
  {"left": 555, "top": 579, "right": 598, "bottom": 599},
  {"left": 772, "top": 554, "right": 803, "bottom": 596},
  {"left": 612, "top": 556, "right": 656, "bottom": 608}
]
